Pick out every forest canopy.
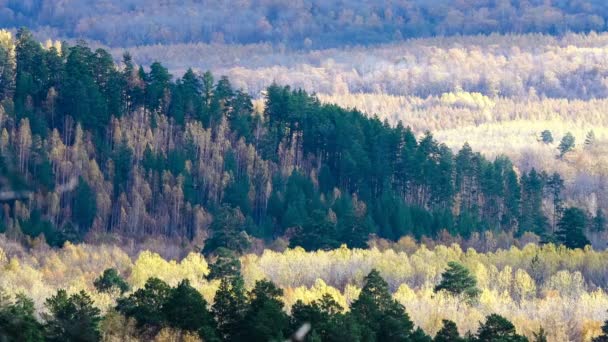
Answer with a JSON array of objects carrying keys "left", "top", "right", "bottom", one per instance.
[
  {"left": 0, "top": 28, "right": 599, "bottom": 253},
  {"left": 1, "top": 0, "right": 608, "bottom": 48}
]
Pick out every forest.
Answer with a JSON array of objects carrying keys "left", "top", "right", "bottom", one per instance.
[
  {"left": 1, "top": 236, "right": 608, "bottom": 341},
  {"left": 2, "top": 0, "right": 608, "bottom": 48},
  {"left": 1, "top": 22, "right": 608, "bottom": 341},
  {"left": 0, "top": 28, "right": 598, "bottom": 250}
]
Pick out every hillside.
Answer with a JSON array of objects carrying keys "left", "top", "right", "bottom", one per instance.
[
  {"left": 2, "top": 19, "right": 608, "bottom": 342},
  {"left": 2, "top": 0, "right": 608, "bottom": 48},
  {"left": 0, "top": 29, "right": 589, "bottom": 251}
]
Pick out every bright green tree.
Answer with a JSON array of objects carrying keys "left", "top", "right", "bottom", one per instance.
[{"left": 434, "top": 261, "right": 480, "bottom": 301}]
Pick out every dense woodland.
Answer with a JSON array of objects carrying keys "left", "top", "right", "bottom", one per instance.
[
  {"left": 2, "top": 2, "right": 608, "bottom": 341},
  {"left": 0, "top": 29, "right": 599, "bottom": 253},
  {"left": 2, "top": 0, "right": 608, "bottom": 48},
  {"left": 2, "top": 238, "right": 608, "bottom": 341}
]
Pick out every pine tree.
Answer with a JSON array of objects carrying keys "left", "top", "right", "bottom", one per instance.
[
  {"left": 434, "top": 319, "right": 464, "bottom": 342},
  {"left": 533, "top": 327, "right": 548, "bottom": 342},
  {"left": 163, "top": 279, "right": 217, "bottom": 339},
  {"left": 203, "top": 206, "right": 250, "bottom": 254},
  {"left": 290, "top": 209, "right": 340, "bottom": 251},
  {"left": 558, "top": 132, "right": 575, "bottom": 158},
  {"left": 213, "top": 276, "right": 248, "bottom": 341},
  {"left": 476, "top": 314, "right": 527, "bottom": 342},
  {"left": 351, "top": 269, "right": 415, "bottom": 341},
  {"left": 585, "top": 130, "right": 596, "bottom": 148},
  {"left": 290, "top": 294, "right": 346, "bottom": 342},
  {"left": 594, "top": 208, "right": 606, "bottom": 232},
  {"left": 434, "top": 261, "right": 480, "bottom": 302},
  {"left": 72, "top": 177, "right": 97, "bottom": 234},
  {"left": 540, "top": 130, "right": 553, "bottom": 144},
  {"left": 44, "top": 290, "right": 101, "bottom": 342},
  {"left": 592, "top": 320, "right": 608, "bottom": 342},
  {"left": 207, "top": 247, "right": 242, "bottom": 280},
  {"left": 554, "top": 207, "right": 590, "bottom": 249},
  {"left": 0, "top": 293, "right": 44, "bottom": 342},
  {"left": 116, "top": 277, "right": 171, "bottom": 329},
  {"left": 547, "top": 172, "right": 564, "bottom": 233},
  {"left": 242, "top": 280, "right": 289, "bottom": 342},
  {"left": 93, "top": 268, "right": 130, "bottom": 295}
]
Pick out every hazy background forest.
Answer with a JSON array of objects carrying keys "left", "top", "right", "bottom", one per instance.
[{"left": 3, "top": 1, "right": 608, "bottom": 341}]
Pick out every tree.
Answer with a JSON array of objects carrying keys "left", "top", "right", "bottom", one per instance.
[
  {"left": 540, "top": 130, "right": 553, "bottom": 144},
  {"left": 434, "top": 261, "right": 480, "bottom": 301},
  {"left": 116, "top": 277, "right": 171, "bottom": 330},
  {"left": 93, "top": 268, "right": 130, "bottom": 295},
  {"left": 554, "top": 207, "right": 590, "bottom": 249},
  {"left": 163, "top": 280, "right": 217, "bottom": 340},
  {"left": 533, "top": 327, "right": 548, "bottom": 342},
  {"left": 203, "top": 206, "right": 250, "bottom": 254},
  {"left": 290, "top": 209, "right": 340, "bottom": 251},
  {"left": 213, "top": 276, "right": 248, "bottom": 341},
  {"left": 434, "top": 320, "right": 464, "bottom": 342},
  {"left": 242, "top": 280, "right": 289, "bottom": 342},
  {"left": 290, "top": 294, "right": 350, "bottom": 341},
  {"left": 207, "top": 247, "right": 242, "bottom": 280},
  {"left": 72, "top": 177, "right": 97, "bottom": 234},
  {"left": 594, "top": 208, "right": 606, "bottom": 232},
  {"left": 476, "top": 314, "right": 528, "bottom": 342},
  {"left": 0, "top": 293, "right": 44, "bottom": 342},
  {"left": 145, "top": 62, "right": 171, "bottom": 111},
  {"left": 585, "top": 130, "right": 596, "bottom": 148},
  {"left": 547, "top": 172, "right": 564, "bottom": 233},
  {"left": 592, "top": 320, "right": 608, "bottom": 342},
  {"left": 558, "top": 132, "right": 575, "bottom": 158},
  {"left": 44, "top": 290, "right": 102, "bottom": 342},
  {"left": 0, "top": 30, "right": 15, "bottom": 101},
  {"left": 351, "top": 269, "right": 415, "bottom": 341}
]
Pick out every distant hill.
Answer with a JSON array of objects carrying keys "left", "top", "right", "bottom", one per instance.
[{"left": 1, "top": 0, "right": 608, "bottom": 48}]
